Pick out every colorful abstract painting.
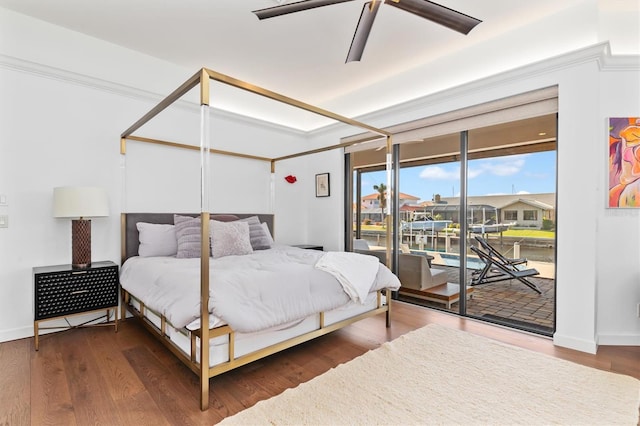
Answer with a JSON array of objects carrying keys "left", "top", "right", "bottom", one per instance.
[{"left": 609, "top": 117, "right": 640, "bottom": 207}]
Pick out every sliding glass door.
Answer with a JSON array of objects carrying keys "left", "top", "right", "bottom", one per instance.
[
  {"left": 465, "top": 117, "right": 557, "bottom": 334},
  {"left": 348, "top": 114, "right": 557, "bottom": 336}
]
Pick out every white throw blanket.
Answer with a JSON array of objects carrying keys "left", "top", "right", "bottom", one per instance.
[{"left": 315, "top": 252, "right": 379, "bottom": 304}]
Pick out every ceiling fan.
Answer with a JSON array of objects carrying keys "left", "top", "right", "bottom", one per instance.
[{"left": 252, "top": 0, "right": 482, "bottom": 63}]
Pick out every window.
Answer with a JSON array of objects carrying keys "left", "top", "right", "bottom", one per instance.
[
  {"left": 504, "top": 210, "right": 517, "bottom": 221},
  {"left": 523, "top": 210, "right": 538, "bottom": 221}
]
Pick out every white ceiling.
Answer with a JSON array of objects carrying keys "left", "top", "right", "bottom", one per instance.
[{"left": 1, "top": 0, "right": 638, "bottom": 130}]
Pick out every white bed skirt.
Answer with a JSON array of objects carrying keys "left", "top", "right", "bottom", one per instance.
[{"left": 129, "top": 292, "right": 384, "bottom": 368}]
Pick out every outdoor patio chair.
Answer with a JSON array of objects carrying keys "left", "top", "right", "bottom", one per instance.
[
  {"left": 474, "top": 236, "right": 528, "bottom": 267},
  {"left": 353, "top": 238, "right": 370, "bottom": 251},
  {"left": 469, "top": 245, "right": 542, "bottom": 294}
]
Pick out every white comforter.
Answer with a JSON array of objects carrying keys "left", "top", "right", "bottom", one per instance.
[{"left": 120, "top": 246, "right": 400, "bottom": 333}]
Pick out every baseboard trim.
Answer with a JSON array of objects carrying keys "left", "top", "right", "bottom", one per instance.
[
  {"left": 597, "top": 333, "right": 640, "bottom": 346},
  {"left": 0, "top": 311, "right": 121, "bottom": 344},
  {"left": 0, "top": 325, "right": 34, "bottom": 344},
  {"left": 553, "top": 332, "right": 598, "bottom": 354}
]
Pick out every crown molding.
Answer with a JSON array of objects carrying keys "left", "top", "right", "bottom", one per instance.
[
  {"left": 357, "top": 43, "right": 629, "bottom": 127},
  {"left": 298, "top": 42, "right": 640, "bottom": 140},
  {"left": 2, "top": 42, "right": 636, "bottom": 141},
  {"left": 598, "top": 52, "right": 640, "bottom": 71},
  {"left": 0, "top": 53, "right": 307, "bottom": 137},
  {"left": 0, "top": 53, "right": 162, "bottom": 103}
]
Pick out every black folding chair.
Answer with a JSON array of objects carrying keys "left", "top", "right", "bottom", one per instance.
[
  {"left": 474, "top": 236, "right": 527, "bottom": 267},
  {"left": 470, "top": 245, "right": 542, "bottom": 294}
]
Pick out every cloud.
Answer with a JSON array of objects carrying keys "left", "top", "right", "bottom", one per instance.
[
  {"left": 491, "top": 158, "right": 526, "bottom": 176},
  {"left": 419, "top": 155, "right": 527, "bottom": 181},
  {"left": 419, "top": 166, "right": 459, "bottom": 180},
  {"left": 467, "top": 168, "right": 484, "bottom": 179},
  {"left": 468, "top": 155, "right": 527, "bottom": 178}
]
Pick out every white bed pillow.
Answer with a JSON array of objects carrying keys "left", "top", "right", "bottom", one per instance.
[
  {"left": 261, "top": 222, "right": 274, "bottom": 246},
  {"left": 210, "top": 220, "right": 253, "bottom": 258},
  {"left": 136, "top": 222, "right": 177, "bottom": 257}
]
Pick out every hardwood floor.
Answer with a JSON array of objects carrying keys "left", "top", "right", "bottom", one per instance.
[{"left": 1, "top": 300, "right": 638, "bottom": 425}]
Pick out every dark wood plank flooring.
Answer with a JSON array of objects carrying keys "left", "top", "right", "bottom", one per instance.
[{"left": 1, "top": 300, "right": 638, "bottom": 425}]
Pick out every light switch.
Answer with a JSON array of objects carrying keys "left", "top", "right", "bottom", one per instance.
[
  {"left": 0, "top": 215, "right": 7, "bottom": 228},
  {"left": 0, "top": 195, "right": 6, "bottom": 205}
]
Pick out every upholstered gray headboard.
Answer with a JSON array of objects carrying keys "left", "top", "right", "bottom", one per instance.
[{"left": 121, "top": 213, "right": 274, "bottom": 263}]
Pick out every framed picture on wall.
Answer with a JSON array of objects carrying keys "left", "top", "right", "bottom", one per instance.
[
  {"left": 608, "top": 117, "right": 640, "bottom": 208},
  {"left": 315, "top": 173, "right": 330, "bottom": 197}
]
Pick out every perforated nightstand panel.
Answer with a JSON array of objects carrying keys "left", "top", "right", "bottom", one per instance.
[{"left": 34, "top": 262, "right": 119, "bottom": 321}]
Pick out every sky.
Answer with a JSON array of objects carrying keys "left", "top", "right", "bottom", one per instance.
[{"left": 359, "top": 151, "right": 556, "bottom": 203}]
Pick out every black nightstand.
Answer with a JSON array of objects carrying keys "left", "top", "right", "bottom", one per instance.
[
  {"left": 292, "top": 244, "right": 324, "bottom": 251},
  {"left": 33, "top": 261, "right": 119, "bottom": 350}
]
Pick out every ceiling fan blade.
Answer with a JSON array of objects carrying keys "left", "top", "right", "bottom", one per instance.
[
  {"left": 346, "top": 1, "right": 382, "bottom": 63},
  {"left": 385, "top": 0, "right": 481, "bottom": 34},
  {"left": 253, "top": 0, "right": 355, "bottom": 20}
]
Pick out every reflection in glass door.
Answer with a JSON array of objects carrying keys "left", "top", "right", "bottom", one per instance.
[
  {"left": 353, "top": 168, "right": 391, "bottom": 251},
  {"left": 395, "top": 133, "right": 464, "bottom": 313}
]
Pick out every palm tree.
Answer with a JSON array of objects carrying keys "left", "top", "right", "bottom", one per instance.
[{"left": 373, "top": 183, "right": 387, "bottom": 222}]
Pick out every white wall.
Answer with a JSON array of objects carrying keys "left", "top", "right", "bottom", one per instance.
[
  {"left": 274, "top": 124, "right": 360, "bottom": 251},
  {"left": 0, "top": 65, "right": 145, "bottom": 340},
  {"left": 122, "top": 107, "right": 304, "bottom": 214},
  {"left": 596, "top": 68, "right": 640, "bottom": 345}
]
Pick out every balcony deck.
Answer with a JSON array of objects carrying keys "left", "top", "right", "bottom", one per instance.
[{"left": 397, "top": 265, "right": 555, "bottom": 335}]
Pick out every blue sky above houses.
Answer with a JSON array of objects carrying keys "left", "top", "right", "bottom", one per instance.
[{"left": 360, "top": 151, "right": 557, "bottom": 203}]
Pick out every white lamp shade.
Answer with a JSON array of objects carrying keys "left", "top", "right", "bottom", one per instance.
[{"left": 53, "top": 186, "right": 109, "bottom": 218}]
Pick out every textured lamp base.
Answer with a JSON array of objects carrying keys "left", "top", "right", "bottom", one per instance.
[{"left": 72, "top": 219, "right": 92, "bottom": 268}]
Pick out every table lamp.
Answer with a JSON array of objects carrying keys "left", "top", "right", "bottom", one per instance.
[{"left": 53, "top": 186, "right": 109, "bottom": 268}]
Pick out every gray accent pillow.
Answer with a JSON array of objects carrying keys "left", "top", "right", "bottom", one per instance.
[
  {"left": 239, "top": 215, "right": 273, "bottom": 250},
  {"left": 210, "top": 220, "right": 253, "bottom": 258},
  {"left": 174, "top": 214, "right": 202, "bottom": 259}
]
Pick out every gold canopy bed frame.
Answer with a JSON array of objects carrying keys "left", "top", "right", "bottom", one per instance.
[{"left": 119, "top": 67, "right": 394, "bottom": 411}]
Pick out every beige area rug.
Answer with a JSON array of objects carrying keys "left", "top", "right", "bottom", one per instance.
[{"left": 219, "top": 324, "right": 639, "bottom": 425}]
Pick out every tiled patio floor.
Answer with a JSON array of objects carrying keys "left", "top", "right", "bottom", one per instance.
[{"left": 397, "top": 265, "right": 555, "bottom": 335}]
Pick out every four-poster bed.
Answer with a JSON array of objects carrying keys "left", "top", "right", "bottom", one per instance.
[{"left": 119, "top": 68, "right": 396, "bottom": 410}]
